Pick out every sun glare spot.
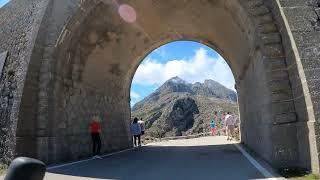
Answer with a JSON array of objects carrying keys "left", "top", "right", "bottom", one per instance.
[{"left": 118, "top": 4, "right": 137, "bottom": 23}]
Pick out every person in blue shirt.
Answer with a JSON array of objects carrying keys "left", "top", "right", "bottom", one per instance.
[{"left": 210, "top": 120, "right": 215, "bottom": 136}]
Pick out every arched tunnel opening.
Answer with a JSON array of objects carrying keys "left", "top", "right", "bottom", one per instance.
[{"left": 130, "top": 40, "right": 240, "bottom": 144}]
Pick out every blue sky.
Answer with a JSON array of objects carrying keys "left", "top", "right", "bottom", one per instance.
[
  {"left": 131, "top": 41, "right": 235, "bottom": 106},
  {"left": 0, "top": 0, "right": 9, "bottom": 8}
]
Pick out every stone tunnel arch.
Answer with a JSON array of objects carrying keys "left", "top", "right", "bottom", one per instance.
[
  {"left": 1, "top": 0, "right": 317, "bottom": 174},
  {"left": 128, "top": 39, "right": 239, "bottom": 138},
  {"left": 127, "top": 39, "right": 238, "bottom": 99}
]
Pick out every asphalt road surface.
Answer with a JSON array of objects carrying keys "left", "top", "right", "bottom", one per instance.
[{"left": 45, "top": 136, "right": 281, "bottom": 180}]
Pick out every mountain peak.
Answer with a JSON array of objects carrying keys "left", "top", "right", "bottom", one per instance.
[
  {"left": 167, "top": 76, "right": 187, "bottom": 84},
  {"left": 203, "top": 79, "right": 221, "bottom": 86},
  {"left": 157, "top": 76, "right": 193, "bottom": 94},
  {"left": 132, "top": 77, "right": 237, "bottom": 109}
]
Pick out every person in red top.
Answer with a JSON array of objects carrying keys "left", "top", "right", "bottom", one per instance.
[{"left": 89, "top": 116, "right": 102, "bottom": 158}]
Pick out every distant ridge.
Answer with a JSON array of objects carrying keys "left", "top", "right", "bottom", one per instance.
[
  {"left": 132, "top": 76, "right": 237, "bottom": 111},
  {"left": 132, "top": 77, "right": 239, "bottom": 140}
]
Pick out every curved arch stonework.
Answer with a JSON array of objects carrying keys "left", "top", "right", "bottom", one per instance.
[{"left": 1, "top": 0, "right": 320, "bottom": 173}]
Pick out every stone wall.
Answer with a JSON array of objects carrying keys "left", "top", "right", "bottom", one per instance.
[
  {"left": 276, "top": 1, "right": 320, "bottom": 171},
  {"left": 31, "top": 0, "right": 133, "bottom": 163},
  {"left": 237, "top": 0, "right": 302, "bottom": 168},
  {"left": 266, "top": 0, "right": 320, "bottom": 172},
  {"left": 0, "top": 0, "right": 50, "bottom": 164}
]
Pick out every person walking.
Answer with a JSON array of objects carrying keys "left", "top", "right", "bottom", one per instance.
[
  {"left": 225, "top": 112, "right": 236, "bottom": 141},
  {"left": 89, "top": 115, "right": 102, "bottom": 158},
  {"left": 138, "top": 118, "right": 145, "bottom": 136},
  {"left": 210, "top": 120, "right": 215, "bottom": 136},
  {"left": 130, "top": 117, "right": 142, "bottom": 147},
  {"left": 224, "top": 112, "right": 231, "bottom": 136}
]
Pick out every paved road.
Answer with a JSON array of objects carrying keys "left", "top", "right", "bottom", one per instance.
[{"left": 45, "top": 136, "right": 281, "bottom": 180}]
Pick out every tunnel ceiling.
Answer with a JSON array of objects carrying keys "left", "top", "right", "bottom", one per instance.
[{"left": 57, "top": 0, "right": 256, "bottom": 87}]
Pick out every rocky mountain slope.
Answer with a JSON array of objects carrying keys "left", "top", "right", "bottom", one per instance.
[{"left": 131, "top": 77, "right": 239, "bottom": 139}]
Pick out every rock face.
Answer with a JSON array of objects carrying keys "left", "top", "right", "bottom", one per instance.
[
  {"left": 192, "top": 79, "right": 237, "bottom": 101},
  {"left": 132, "top": 77, "right": 237, "bottom": 111},
  {"left": 158, "top": 77, "right": 193, "bottom": 94},
  {"left": 132, "top": 77, "right": 239, "bottom": 138},
  {"left": 170, "top": 97, "right": 199, "bottom": 134}
]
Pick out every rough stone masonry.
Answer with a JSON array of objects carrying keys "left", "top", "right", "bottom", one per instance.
[{"left": 0, "top": 0, "right": 320, "bottom": 174}]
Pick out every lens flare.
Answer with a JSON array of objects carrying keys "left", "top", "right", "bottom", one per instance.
[{"left": 118, "top": 4, "right": 136, "bottom": 23}]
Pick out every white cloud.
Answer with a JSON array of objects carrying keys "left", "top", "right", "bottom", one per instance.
[
  {"left": 154, "top": 47, "right": 168, "bottom": 59},
  {"left": 132, "top": 48, "right": 235, "bottom": 90},
  {"left": 130, "top": 91, "right": 140, "bottom": 99}
]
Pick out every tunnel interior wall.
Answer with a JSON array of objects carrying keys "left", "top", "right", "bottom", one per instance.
[
  {"left": 238, "top": 50, "right": 274, "bottom": 162},
  {"left": 0, "top": 0, "right": 51, "bottom": 163},
  {"left": 34, "top": 0, "right": 133, "bottom": 163},
  {"left": 237, "top": 0, "right": 303, "bottom": 169}
]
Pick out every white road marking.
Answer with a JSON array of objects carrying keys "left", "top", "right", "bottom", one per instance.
[
  {"left": 47, "top": 147, "right": 136, "bottom": 170},
  {"left": 234, "top": 144, "right": 284, "bottom": 180}
]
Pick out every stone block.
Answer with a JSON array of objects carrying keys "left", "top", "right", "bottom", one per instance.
[
  {"left": 260, "top": 33, "right": 282, "bottom": 45},
  {"left": 15, "top": 137, "right": 37, "bottom": 158},
  {"left": 244, "top": 124, "right": 273, "bottom": 161},
  {"left": 272, "top": 90, "right": 293, "bottom": 102},
  {"left": 291, "top": 84, "right": 305, "bottom": 100},
  {"left": 256, "top": 14, "right": 273, "bottom": 24},
  {"left": 287, "top": 64, "right": 302, "bottom": 90},
  {"left": 247, "top": 0, "right": 264, "bottom": 8},
  {"left": 262, "top": 43, "right": 284, "bottom": 58},
  {"left": 293, "top": 95, "right": 309, "bottom": 123},
  {"left": 273, "top": 113, "right": 297, "bottom": 124},
  {"left": 269, "top": 70, "right": 289, "bottom": 81},
  {"left": 258, "top": 23, "right": 279, "bottom": 34},
  {"left": 267, "top": 58, "right": 287, "bottom": 70},
  {"left": 271, "top": 123, "right": 299, "bottom": 167},
  {"left": 295, "top": 121, "right": 312, "bottom": 169},
  {"left": 250, "top": 5, "right": 270, "bottom": 16},
  {"left": 269, "top": 79, "right": 291, "bottom": 92},
  {"left": 272, "top": 101, "right": 295, "bottom": 114},
  {"left": 283, "top": 44, "right": 297, "bottom": 67}
]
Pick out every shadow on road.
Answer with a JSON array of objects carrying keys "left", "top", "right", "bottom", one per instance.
[{"left": 47, "top": 143, "right": 277, "bottom": 180}]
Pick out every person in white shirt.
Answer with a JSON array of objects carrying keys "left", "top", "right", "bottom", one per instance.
[
  {"left": 130, "top": 118, "right": 142, "bottom": 147},
  {"left": 138, "top": 118, "right": 145, "bottom": 135},
  {"left": 224, "top": 112, "right": 235, "bottom": 141},
  {"left": 223, "top": 113, "right": 230, "bottom": 135}
]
